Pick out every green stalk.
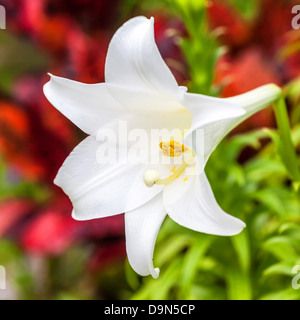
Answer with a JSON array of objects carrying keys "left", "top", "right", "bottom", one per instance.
[{"left": 273, "top": 95, "right": 300, "bottom": 183}]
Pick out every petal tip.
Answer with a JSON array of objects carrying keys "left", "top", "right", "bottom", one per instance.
[
  {"left": 43, "top": 74, "right": 56, "bottom": 97},
  {"left": 53, "top": 175, "right": 59, "bottom": 187},
  {"left": 71, "top": 209, "right": 81, "bottom": 221},
  {"left": 230, "top": 219, "right": 246, "bottom": 236},
  {"left": 53, "top": 171, "right": 64, "bottom": 189},
  {"left": 71, "top": 209, "right": 90, "bottom": 221},
  {"left": 151, "top": 267, "right": 160, "bottom": 279}
]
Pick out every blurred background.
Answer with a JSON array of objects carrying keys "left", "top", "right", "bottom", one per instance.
[{"left": 0, "top": 0, "right": 299, "bottom": 300}]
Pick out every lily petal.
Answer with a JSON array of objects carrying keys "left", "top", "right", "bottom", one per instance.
[
  {"left": 43, "top": 74, "right": 127, "bottom": 135},
  {"left": 226, "top": 84, "right": 281, "bottom": 115},
  {"left": 44, "top": 74, "right": 190, "bottom": 135},
  {"left": 196, "top": 84, "right": 281, "bottom": 163},
  {"left": 164, "top": 172, "right": 245, "bottom": 236},
  {"left": 105, "top": 16, "right": 181, "bottom": 104},
  {"left": 182, "top": 91, "right": 246, "bottom": 165},
  {"left": 183, "top": 91, "right": 245, "bottom": 131},
  {"left": 125, "top": 193, "right": 166, "bottom": 278},
  {"left": 55, "top": 135, "right": 163, "bottom": 221}
]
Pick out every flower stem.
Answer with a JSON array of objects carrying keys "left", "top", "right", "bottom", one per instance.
[{"left": 273, "top": 94, "right": 300, "bottom": 183}]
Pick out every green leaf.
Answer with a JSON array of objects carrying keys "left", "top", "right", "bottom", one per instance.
[
  {"left": 263, "top": 236, "right": 299, "bottom": 263},
  {"left": 263, "top": 262, "right": 296, "bottom": 278},
  {"left": 249, "top": 189, "right": 287, "bottom": 217},
  {"left": 273, "top": 97, "right": 300, "bottom": 181},
  {"left": 226, "top": 267, "right": 252, "bottom": 300},
  {"left": 227, "top": 130, "right": 270, "bottom": 161},
  {"left": 231, "top": 231, "right": 251, "bottom": 272},
  {"left": 179, "top": 236, "right": 214, "bottom": 294},
  {"left": 124, "top": 259, "right": 140, "bottom": 291},
  {"left": 259, "top": 288, "right": 300, "bottom": 300},
  {"left": 245, "top": 157, "right": 286, "bottom": 182},
  {"left": 156, "top": 233, "right": 193, "bottom": 266}
]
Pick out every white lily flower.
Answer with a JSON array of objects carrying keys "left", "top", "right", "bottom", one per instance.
[{"left": 43, "top": 16, "right": 281, "bottom": 278}]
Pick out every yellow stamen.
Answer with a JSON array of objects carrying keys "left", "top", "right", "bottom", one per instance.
[
  {"left": 159, "top": 140, "right": 185, "bottom": 157},
  {"left": 144, "top": 141, "right": 194, "bottom": 187}
]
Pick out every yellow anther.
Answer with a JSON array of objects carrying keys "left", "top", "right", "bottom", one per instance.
[{"left": 159, "top": 140, "right": 185, "bottom": 157}]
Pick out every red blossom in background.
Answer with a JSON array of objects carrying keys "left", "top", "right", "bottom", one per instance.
[
  {"left": 0, "top": 195, "right": 125, "bottom": 270},
  {"left": 0, "top": 101, "right": 40, "bottom": 179},
  {"left": 153, "top": 12, "right": 189, "bottom": 85},
  {"left": 19, "top": 196, "right": 125, "bottom": 257},
  {"left": 208, "top": 0, "right": 300, "bottom": 131},
  {"left": 215, "top": 50, "right": 280, "bottom": 131},
  {"left": 208, "top": 0, "right": 250, "bottom": 48},
  {"left": 0, "top": 0, "right": 127, "bottom": 268},
  {"left": 0, "top": 200, "right": 34, "bottom": 237},
  {"left": 0, "top": 96, "right": 72, "bottom": 182},
  {"left": 0, "top": 194, "right": 125, "bottom": 268}
]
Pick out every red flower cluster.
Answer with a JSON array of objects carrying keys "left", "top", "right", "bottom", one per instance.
[
  {"left": 0, "top": 0, "right": 124, "bottom": 270},
  {"left": 209, "top": 0, "right": 300, "bottom": 131}
]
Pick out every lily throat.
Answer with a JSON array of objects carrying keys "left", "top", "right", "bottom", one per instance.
[{"left": 144, "top": 140, "right": 194, "bottom": 188}]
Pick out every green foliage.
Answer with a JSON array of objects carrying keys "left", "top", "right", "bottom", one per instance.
[{"left": 171, "top": 0, "right": 221, "bottom": 95}]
